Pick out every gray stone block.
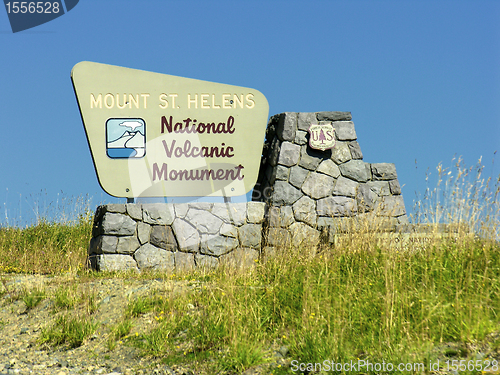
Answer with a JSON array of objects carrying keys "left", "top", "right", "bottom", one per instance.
[
  {"left": 368, "top": 181, "right": 391, "bottom": 196},
  {"left": 137, "top": 222, "right": 151, "bottom": 244},
  {"left": 116, "top": 236, "right": 140, "bottom": 255},
  {"left": 173, "top": 204, "right": 189, "bottom": 218},
  {"left": 220, "top": 223, "right": 238, "bottom": 237},
  {"left": 211, "top": 203, "right": 247, "bottom": 225},
  {"left": 317, "top": 196, "right": 358, "bottom": 217},
  {"left": 188, "top": 202, "right": 214, "bottom": 211},
  {"left": 276, "top": 112, "right": 297, "bottom": 142},
  {"left": 246, "top": 202, "right": 266, "bottom": 224},
  {"left": 172, "top": 218, "right": 200, "bottom": 252},
  {"left": 268, "top": 137, "right": 281, "bottom": 167},
  {"left": 288, "top": 222, "right": 320, "bottom": 247},
  {"left": 339, "top": 160, "right": 371, "bottom": 182},
  {"left": 238, "top": 224, "right": 262, "bottom": 249},
  {"left": 186, "top": 208, "right": 223, "bottom": 234},
  {"left": 150, "top": 225, "right": 178, "bottom": 251},
  {"left": 89, "top": 254, "right": 138, "bottom": 272},
  {"left": 292, "top": 196, "right": 317, "bottom": 227},
  {"left": 268, "top": 206, "right": 295, "bottom": 227},
  {"left": 389, "top": 179, "right": 402, "bottom": 195},
  {"left": 331, "top": 142, "right": 352, "bottom": 165},
  {"left": 105, "top": 204, "right": 127, "bottom": 214},
  {"left": 294, "top": 130, "right": 308, "bottom": 145},
  {"left": 88, "top": 236, "right": 98, "bottom": 255},
  {"left": 356, "top": 183, "right": 375, "bottom": 213},
  {"left": 101, "top": 213, "right": 137, "bottom": 236},
  {"left": 126, "top": 204, "right": 142, "bottom": 220},
  {"left": 397, "top": 214, "right": 409, "bottom": 225},
  {"left": 348, "top": 141, "right": 363, "bottom": 159},
  {"left": 93, "top": 205, "right": 107, "bottom": 226},
  {"left": 134, "top": 243, "right": 175, "bottom": 271},
  {"left": 302, "top": 172, "right": 335, "bottom": 199},
  {"left": 195, "top": 254, "right": 219, "bottom": 269},
  {"left": 265, "top": 227, "right": 292, "bottom": 247},
  {"left": 317, "top": 159, "right": 341, "bottom": 178},
  {"left": 375, "top": 196, "right": 406, "bottom": 217},
  {"left": 298, "top": 112, "right": 317, "bottom": 131},
  {"left": 142, "top": 204, "right": 175, "bottom": 225},
  {"left": 275, "top": 165, "right": 290, "bottom": 181},
  {"left": 316, "top": 112, "right": 352, "bottom": 122},
  {"left": 88, "top": 235, "right": 118, "bottom": 255},
  {"left": 278, "top": 141, "right": 301, "bottom": 167},
  {"left": 200, "top": 234, "right": 239, "bottom": 256},
  {"left": 174, "top": 252, "right": 196, "bottom": 272},
  {"left": 299, "top": 146, "right": 329, "bottom": 170},
  {"left": 332, "top": 176, "right": 358, "bottom": 198},
  {"left": 316, "top": 217, "right": 335, "bottom": 230},
  {"left": 271, "top": 181, "right": 303, "bottom": 205},
  {"left": 289, "top": 166, "right": 310, "bottom": 189},
  {"left": 371, "top": 163, "right": 398, "bottom": 180},
  {"left": 333, "top": 121, "right": 357, "bottom": 141}
]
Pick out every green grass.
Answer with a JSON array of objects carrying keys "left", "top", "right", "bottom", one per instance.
[
  {"left": 118, "top": 237, "right": 499, "bottom": 373},
  {"left": 53, "top": 284, "right": 98, "bottom": 314},
  {"left": 39, "top": 313, "right": 98, "bottom": 348},
  {"left": 107, "top": 318, "right": 134, "bottom": 351},
  {"left": 54, "top": 284, "right": 79, "bottom": 310},
  {"left": 22, "top": 286, "right": 46, "bottom": 310},
  {"left": 125, "top": 295, "right": 163, "bottom": 317},
  {"left": 0, "top": 213, "right": 91, "bottom": 274}
]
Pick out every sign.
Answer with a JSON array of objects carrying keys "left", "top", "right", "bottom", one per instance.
[
  {"left": 71, "top": 61, "right": 269, "bottom": 198},
  {"left": 308, "top": 122, "right": 335, "bottom": 151}
]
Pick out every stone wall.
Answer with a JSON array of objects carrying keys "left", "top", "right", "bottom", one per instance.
[
  {"left": 88, "top": 111, "right": 408, "bottom": 271},
  {"left": 88, "top": 202, "right": 265, "bottom": 272},
  {"left": 252, "top": 111, "right": 408, "bottom": 251}
]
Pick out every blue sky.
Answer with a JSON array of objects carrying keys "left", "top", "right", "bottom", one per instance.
[{"left": 1, "top": 0, "right": 499, "bottom": 225}]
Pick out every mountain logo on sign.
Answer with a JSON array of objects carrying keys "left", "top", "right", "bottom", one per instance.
[{"left": 106, "top": 118, "right": 146, "bottom": 159}]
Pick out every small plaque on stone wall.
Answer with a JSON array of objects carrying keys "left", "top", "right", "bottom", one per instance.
[{"left": 308, "top": 121, "right": 335, "bottom": 151}]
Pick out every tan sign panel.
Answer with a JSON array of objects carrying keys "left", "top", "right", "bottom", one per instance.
[{"left": 71, "top": 62, "right": 269, "bottom": 198}]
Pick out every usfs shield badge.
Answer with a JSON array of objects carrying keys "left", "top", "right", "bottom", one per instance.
[{"left": 308, "top": 121, "right": 336, "bottom": 151}]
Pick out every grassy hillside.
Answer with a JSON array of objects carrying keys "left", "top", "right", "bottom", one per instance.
[{"left": 0, "top": 159, "right": 498, "bottom": 374}]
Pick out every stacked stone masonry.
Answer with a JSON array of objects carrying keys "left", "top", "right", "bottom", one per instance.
[
  {"left": 88, "top": 202, "right": 265, "bottom": 272},
  {"left": 253, "top": 111, "right": 408, "bottom": 253},
  {"left": 89, "top": 112, "right": 407, "bottom": 271}
]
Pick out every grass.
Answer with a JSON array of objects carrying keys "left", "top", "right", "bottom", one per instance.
[
  {"left": 118, "top": 238, "right": 499, "bottom": 373},
  {"left": 0, "top": 157, "right": 499, "bottom": 374},
  {"left": 22, "top": 286, "right": 46, "bottom": 310},
  {"left": 0, "top": 213, "right": 91, "bottom": 274},
  {"left": 107, "top": 318, "right": 134, "bottom": 351},
  {"left": 125, "top": 295, "right": 161, "bottom": 318},
  {"left": 53, "top": 283, "right": 98, "bottom": 314},
  {"left": 39, "top": 313, "right": 98, "bottom": 348}
]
